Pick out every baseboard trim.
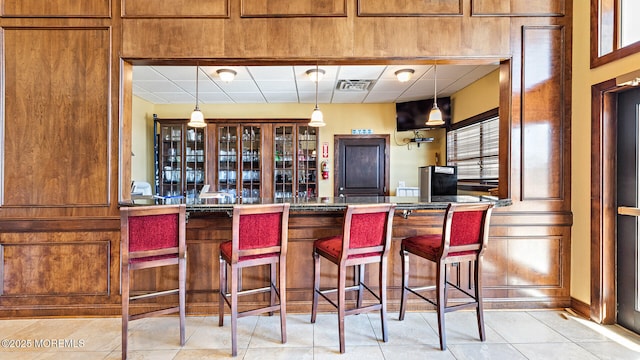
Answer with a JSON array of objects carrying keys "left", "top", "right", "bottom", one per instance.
[{"left": 570, "top": 297, "right": 590, "bottom": 319}]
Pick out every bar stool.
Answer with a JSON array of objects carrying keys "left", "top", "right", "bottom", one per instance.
[
  {"left": 311, "top": 203, "right": 396, "bottom": 353},
  {"left": 399, "top": 203, "right": 494, "bottom": 350},
  {"left": 218, "top": 203, "right": 291, "bottom": 356},
  {"left": 120, "top": 204, "right": 187, "bottom": 360}
]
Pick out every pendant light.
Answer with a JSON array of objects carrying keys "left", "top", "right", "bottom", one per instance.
[
  {"left": 308, "top": 64, "right": 326, "bottom": 127},
  {"left": 426, "top": 63, "right": 445, "bottom": 127},
  {"left": 188, "top": 65, "right": 206, "bottom": 128}
]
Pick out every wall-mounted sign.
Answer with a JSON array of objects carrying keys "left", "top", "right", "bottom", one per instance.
[
  {"left": 351, "top": 129, "right": 373, "bottom": 134},
  {"left": 322, "top": 142, "right": 329, "bottom": 158}
]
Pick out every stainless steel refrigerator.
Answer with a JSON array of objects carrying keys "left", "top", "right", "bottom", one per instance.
[{"left": 419, "top": 166, "right": 457, "bottom": 201}]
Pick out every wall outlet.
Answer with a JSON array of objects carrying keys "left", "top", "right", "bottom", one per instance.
[{"left": 398, "top": 181, "right": 406, "bottom": 187}]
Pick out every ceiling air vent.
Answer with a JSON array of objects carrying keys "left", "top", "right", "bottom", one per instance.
[{"left": 336, "top": 79, "right": 376, "bottom": 92}]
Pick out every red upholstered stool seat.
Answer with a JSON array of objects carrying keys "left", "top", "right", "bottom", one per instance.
[
  {"left": 400, "top": 234, "right": 441, "bottom": 260},
  {"left": 220, "top": 241, "right": 280, "bottom": 262},
  {"left": 314, "top": 235, "right": 383, "bottom": 262}
]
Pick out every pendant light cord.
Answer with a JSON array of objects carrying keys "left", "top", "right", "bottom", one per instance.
[
  {"left": 433, "top": 63, "right": 437, "bottom": 104},
  {"left": 314, "top": 63, "right": 319, "bottom": 109},
  {"left": 195, "top": 65, "right": 200, "bottom": 111}
]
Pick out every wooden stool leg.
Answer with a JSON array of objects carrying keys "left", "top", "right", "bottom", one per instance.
[
  {"left": 399, "top": 249, "right": 409, "bottom": 321},
  {"left": 338, "top": 265, "right": 347, "bottom": 354},
  {"left": 311, "top": 251, "right": 320, "bottom": 324},
  {"left": 379, "top": 258, "right": 388, "bottom": 343},
  {"left": 122, "top": 265, "right": 130, "bottom": 360},
  {"left": 269, "top": 262, "right": 276, "bottom": 316},
  {"left": 475, "top": 259, "right": 486, "bottom": 342},
  {"left": 218, "top": 258, "right": 226, "bottom": 327},
  {"left": 436, "top": 261, "right": 447, "bottom": 351},
  {"left": 231, "top": 264, "right": 239, "bottom": 357},
  {"left": 179, "top": 256, "right": 186, "bottom": 346},
  {"left": 279, "top": 259, "right": 287, "bottom": 344},
  {"left": 356, "top": 264, "right": 364, "bottom": 309}
]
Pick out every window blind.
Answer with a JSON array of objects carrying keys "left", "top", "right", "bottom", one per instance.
[{"left": 446, "top": 116, "right": 499, "bottom": 181}]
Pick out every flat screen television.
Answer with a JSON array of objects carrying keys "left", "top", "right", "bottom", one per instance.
[{"left": 396, "top": 97, "right": 451, "bottom": 132}]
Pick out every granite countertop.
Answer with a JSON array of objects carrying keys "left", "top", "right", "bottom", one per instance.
[{"left": 127, "top": 195, "right": 511, "bottom": 212}]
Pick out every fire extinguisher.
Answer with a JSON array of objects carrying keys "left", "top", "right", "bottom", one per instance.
[{"left": 321, "top": 160, "right": 329, "bottom": 179}]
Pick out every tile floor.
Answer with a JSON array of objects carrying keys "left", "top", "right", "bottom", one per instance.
[{"left": 1, "top": 310, "right": 640, "bottom": 359}]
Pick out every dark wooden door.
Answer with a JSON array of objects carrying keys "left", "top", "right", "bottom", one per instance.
[
  {"left": 334, "top": 135, "right": 389, "bottom": 197},
  {"left": 617, "top": 87, "right": 640, "bottom": 334}
]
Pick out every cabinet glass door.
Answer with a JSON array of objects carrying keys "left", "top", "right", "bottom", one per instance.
[
  {"left": 274, "top": 125, "right": 295, "bottom": 199},
  {"left": 218, "top": 126, "right": 238, "bottom": 199},
  {"left": 158, "top": 124, "right": 183, "bottom": 201},
  {"left": 184, "top": 127, "right": 206, "bottom": 203},
  {"left": 241, "top": 126, "right": 261, "bottom": 201},
  {"left": 297, "top": 126, "right": 318, "bottom": 198}
]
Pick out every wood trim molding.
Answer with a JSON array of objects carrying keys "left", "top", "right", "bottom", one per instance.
[
  {"left": 570, "top": 297, "right": 591, "bottom": 319},
  {"left": 590, "top": 78, "right": 618, "bottom": 324},
  {"left": 471, "top": 1, "right": 565, "bottom": 17},
  {"left": 241, "top": 0, "right": 347, "bottom": 18},
  {"left": 357, "top": 0, "right": 463, "bottom": 17}
]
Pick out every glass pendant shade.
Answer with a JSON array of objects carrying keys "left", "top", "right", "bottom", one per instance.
[
  {"left": 426, "top": 105, "right": 444, "bottom": 126},
  {"left": 309, "top": 106, "right": 326, "bottom": 127},
  {"left": 188, "top": 108, "right": 206, "bottom": 128}
]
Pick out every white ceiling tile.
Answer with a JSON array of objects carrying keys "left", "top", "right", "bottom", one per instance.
[
  {"left": 199, "top": 92, "right": 234, "bottom": 103},
  {"left": 154, "top": 92, "right": 196, "bottom": 103},
  {"left": 227, "top": 93, "right": 267, "bottom": 103},
  {"left": 364, "top": 92, "right": 402, "bottom": 103},
  {"left": 331, "top": 92, "right": 368, "bottom": 103},
  {"left": 337, "top": 65, "right": 386, "bottom": 80},
  {"left": 263, "top": 92, "right": 300, "bottom": 103},
  {"left": 257, "top": 80, "right": 297, "bottom": 92},
  {"left": 135, "top": 80, "right": 185, "bottom": 93},
  {"left": 249, "top": 66, "right": 295, "bottom": 81}
]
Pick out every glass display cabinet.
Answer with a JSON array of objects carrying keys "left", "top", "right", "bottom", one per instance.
[
  {"left": 274, "top": 124, "right": 318, "bottom": 199},
  {"left": 216, "top": 124, "right": 262, "bottom": 201},
  {"left": 154, "top": 116, "right": 206, "bottom": 203}
]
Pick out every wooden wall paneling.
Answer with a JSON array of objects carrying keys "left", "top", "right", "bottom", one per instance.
[
  {"left": 1, "top": 241, "right": 110, "bottom": 296},
  {"left": 504, "top": 235, "right": 564, "bottom": 288},
  {"left": 520, "top": 25, "right": 565, "bottom": 201},
  {"left": 241, "top": 0, "right": 347, "bottom": 18},
  {"left": 122, "top": 19, "right": 226, "bottom": 59},
  {"left": 357, "top": 0, "right": 462, "bottom": 17},
  {"left": 122, "top": 0, "right": 229, "bottom": 18},
  {"left": 471, "top": 0, "right": 565, "bottom": 17},
  {"left": 352, "top": 16, "right": 511, "bottom": 59},
  {"left": 2, "top": 27, "right": 111, "bottom": 207},
  {"left": 1, "top": 0, "right": 110, "bottom": 18}
]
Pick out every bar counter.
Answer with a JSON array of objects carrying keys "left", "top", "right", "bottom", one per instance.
[{"left": 131, "top": 195, "right": 511, "bottom": 212}]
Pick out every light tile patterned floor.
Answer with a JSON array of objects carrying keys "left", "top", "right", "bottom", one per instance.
[{"left": 1, "top": 310, "right": 639, "bottom": 359}]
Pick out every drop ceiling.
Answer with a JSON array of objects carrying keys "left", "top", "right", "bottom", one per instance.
[{"left": 132, "top": 64, "right": 498, "bottom": 105}]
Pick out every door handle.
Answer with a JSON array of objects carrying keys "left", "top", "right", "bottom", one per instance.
[{"left": 618, "top": 206, "right": 640, "bottom": 216}]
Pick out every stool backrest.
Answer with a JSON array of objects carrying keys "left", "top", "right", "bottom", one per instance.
[
  {"left": 120, "top": 204, "right": 186, "bottom": 265},
  {"left": 231, "top": 203, "right": 290, "bottom": 263},
  {"left": 441, "top": 203, "right": 493, "bottom": 258},
  {"left": 341, "top": 203, "right": 397, "bottom": 261}
]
